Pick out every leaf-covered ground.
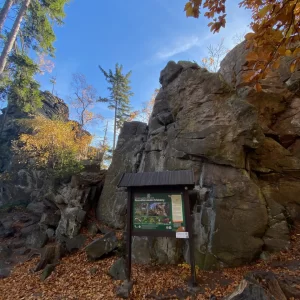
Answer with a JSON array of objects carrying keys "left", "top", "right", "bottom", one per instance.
[{"left": 1, "top": 226, "right": 300, "bottom": 300}]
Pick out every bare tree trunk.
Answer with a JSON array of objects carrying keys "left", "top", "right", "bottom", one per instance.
[
  {"left": 0, "top": 0, "right": 31, "bottom": 75},
  {"left": 0, "top": 0, "right": 14, "bottom": 34},
  {"left": 113, "top": 100, "right": 118, "bottom": 151},
  {"left": 102, "top": 121, "right": 108, "bottom": 147},
  {"left": 100, "top": 120, "right": 108, "bottom": 168}
]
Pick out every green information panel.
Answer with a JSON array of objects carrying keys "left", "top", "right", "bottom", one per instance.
[{"left": 133, "top": 192, "right": 186, "bottom": 231}]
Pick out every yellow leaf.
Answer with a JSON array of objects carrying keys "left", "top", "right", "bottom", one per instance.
[
  {"left": 292, "top": 48, "right": 300, "bottom": 56},
  {"left": 285, "top": 50, "right": 292, "bottom": 56},
  {"left": 184, "top": 2, "right": 194, "bottom": 17},
  {"left": 290, "top": 60, "right": 297, "bottom": 73},
  {"left": 258, "top": 4, "right": 272, "bottom": 18}
]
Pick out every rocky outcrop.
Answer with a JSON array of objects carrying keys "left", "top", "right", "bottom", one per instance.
[
  {"left": 97, "top": 44, "right": 300, "bottom": 269},
  {"left": 225, "top": 271, "right": 300, "bottom": 300},
  {"left": 0, "top": 91, "right": 68, "bottom": 173},
  {"left": 96, "top": 121, "right": 148, "bottom": 228},
  {"left": 55, "top": 170, "right": 105, "bottom": 240},
  {"left": 0, "top": 92, "right": 106, "bottom": 275},
  {"left": 85, "top": 231, "right": 118, "bottom": 260}
]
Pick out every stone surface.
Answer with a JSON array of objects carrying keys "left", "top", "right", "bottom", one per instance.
[
  {"left": 40, "top": 264, "right": 56, "bottom": 281},
  {"left": 97, "top": 122, "right": 148, "bottom": 228},
  {"left": 225, "top": 271, "right": 300, "bottom": 300},
  {"left": 56, "top": 207, "right": 86, "bottom": 240},
  {"left": 26, "top": 231, "right": 48, "bottom": 249},
  {"left": 191, "top": 163, "right": 268, "bottom": 269},
  {"left": 85, "top": 231, "right": 118, "bottom": 260},
  {"left": 0, "top": 91, "right": 107, "bottom": 277},
  {"left": 0, "top": 268, "right": 10, "bottom": 279},
  {"left": 116, "top": 280, "right": 133, "bottom": 299},
  {"left": 97, "top": 51, "right": 300, "bottom": 269},
  {"left": 263, "top": 221, "right": 290, "bottom": 252},
  {"left": 87, "top": 223, "right": 99, "bottom": 236},
  {"left": 55, "top": 171, "right": 105, "bottom": 239},
  {"left": 225, "top": 279, "right": 272, "bottom": 300},
  {"left": 35, "top": 243, "right": 65, "bottom": 272},
  {"left": 65, "top": 234, "right": 87, "bottom": 252},
  {"left": 108, "top": 257, "right": 127, "bottom": 280},
  {"left": 39, "top": 212, "right": 61, "bottom": 230}
]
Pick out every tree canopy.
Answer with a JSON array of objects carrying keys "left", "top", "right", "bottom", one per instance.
[
  {"left": 13, "top": 116, "right": 92, "bottom": 177},
  {"left": 0, "top": 0, "right": 69, "bottom": 112}
]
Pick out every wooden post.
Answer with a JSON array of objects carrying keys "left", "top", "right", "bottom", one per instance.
[
  {"left": 126, "top": 187, "right": 133, "bottom": 281},
  {"left": 183, "top": 188, "right": 197, "bottom": 286}
]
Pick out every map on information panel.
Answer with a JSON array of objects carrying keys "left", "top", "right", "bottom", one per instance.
[{"left": 133, "top": 192, "right": 186, "bottom": 231}]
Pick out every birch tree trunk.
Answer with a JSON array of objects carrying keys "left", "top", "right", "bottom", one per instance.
[
  {"left": 0, "top": 0, "right": 31, "bottom": 75},
  {"left": 0, "top": 0, "right": 14, "bottom": 33}
]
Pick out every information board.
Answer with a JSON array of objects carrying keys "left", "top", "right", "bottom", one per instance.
[{"left": 133, "top": 192, "right": 186, "bottom": 231}]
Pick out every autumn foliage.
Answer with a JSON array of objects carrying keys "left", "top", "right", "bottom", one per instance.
[
  {"left": 185, "top": 0, "right": 300, "bottom": 89},
  {"left": 13, "top": 116, "right": 92, "bottom": 176}
]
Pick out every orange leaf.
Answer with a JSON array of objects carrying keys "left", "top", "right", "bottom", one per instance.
[
  {"left": 255, "top": 83, "right": 262, "bottom": 92},
  {"left": 242, "top": 70, "right": 256, "bottom": 83},
  {"left": 272, "top": 59, "right": 281, "bottom": 69},
  {"left": 290, "top": 60, "right": 297, "bottom": 73},
  {"left": 246, "top": 51, "right": 259, "bottom": 61}
]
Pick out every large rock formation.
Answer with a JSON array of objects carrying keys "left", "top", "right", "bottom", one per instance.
[
  {"left": 0, "top": 91, "right": 68, "bottom": 173},
  {"left": 0, "top": 92, "right": 106, "bottom": 275},
  {"left": 97, "top": 42, "right": 300, "bottom": 269}
]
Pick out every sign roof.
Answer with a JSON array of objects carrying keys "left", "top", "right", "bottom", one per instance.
[{"left": 118, "top": 170, "right": 195, "bottom": 188}]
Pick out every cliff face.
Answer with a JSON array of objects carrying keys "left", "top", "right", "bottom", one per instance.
[
  {"left": 97, "top": 121, "right": 148, "bottom": 228},
  {"left": 97, "top": 42, "right": 300, "bottom": 269},
  {"left": 0, "top": 91, "right": 69, "bottom": 173},
  {"left": 0, "top": 92, "right": 105, "bottom": 277}
]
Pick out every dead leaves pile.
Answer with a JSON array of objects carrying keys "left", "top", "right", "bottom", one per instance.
[{"left": 1, "top": 229, "right": 300, "bottom": 299}]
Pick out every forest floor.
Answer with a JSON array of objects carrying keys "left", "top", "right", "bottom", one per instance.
[{"left": 1, "top": 223, "right": 300, "bottom": 300}]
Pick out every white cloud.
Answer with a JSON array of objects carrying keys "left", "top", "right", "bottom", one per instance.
[
  {"left": 152, "top": 2, "right": 251, "bottom": 63},
  {"left": 155, "top": 35, "right": 207, "bottom": 60}
]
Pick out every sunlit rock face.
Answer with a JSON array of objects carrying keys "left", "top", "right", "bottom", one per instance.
[
  {"left": 97, "top": 42, "right": 300, "bottom": 269},
  {"left": 96, "top": 121, "right": 148, "bottom": 228}
]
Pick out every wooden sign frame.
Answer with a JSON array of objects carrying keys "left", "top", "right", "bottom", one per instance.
[{"left": 125, "top": 185, "right": 196, "bottom": 286}]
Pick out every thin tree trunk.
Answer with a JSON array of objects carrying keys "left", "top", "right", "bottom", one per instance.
[
  {"left": 103, "top": 120, "right": 108, "bottom": 147},
  {"left": 0, "top": 0, "right": 31, "bottom": 75},
  {"left": 113, "top": 100, "right": 118, "bottom": 151},
  {"left": 100, "top": 120, "right": 108, "bottom": 168},
  {"left": 0, "top": 0, "right": 14, "bottom": 34},
  {"left": 0, "top": 105, "right": 8, "bottom": 140}
]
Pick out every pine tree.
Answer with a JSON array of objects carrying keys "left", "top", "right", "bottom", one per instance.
[
  {"left": 0, "top": 0, "right": 69, "bottom": 75},
  {"left": 0, "top": 0, "right": 69, "bottom": 138},
  {"left": 99, "top": 63, "right": 134, "bottom": 150}
]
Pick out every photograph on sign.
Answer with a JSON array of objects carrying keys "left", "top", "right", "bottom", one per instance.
[{"left": 133, "top": 192, "right": 185, "bottom": 231}]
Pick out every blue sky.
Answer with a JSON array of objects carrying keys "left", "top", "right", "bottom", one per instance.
[{"left": 3, "top": 0, "right": 252, "bottom": 146}]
